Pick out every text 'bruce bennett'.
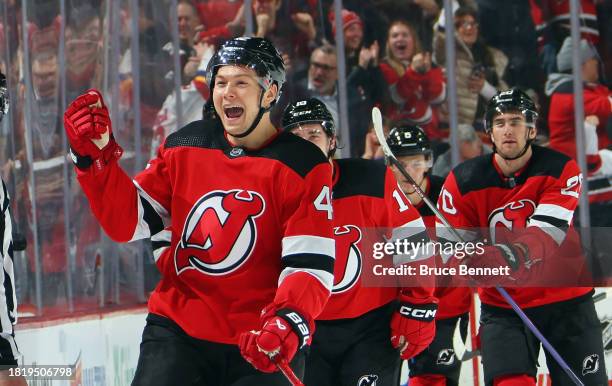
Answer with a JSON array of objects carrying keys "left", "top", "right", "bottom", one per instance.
[{"left": 372, "top": 264, "right": 511, "bottom": 277}]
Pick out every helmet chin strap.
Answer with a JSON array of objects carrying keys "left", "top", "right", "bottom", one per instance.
[
  {"left": 494, "top": 127, "right": 535, "bottom": 161},
  {"left": 227, "top": 87, "right": 273, "bottom": 139}
]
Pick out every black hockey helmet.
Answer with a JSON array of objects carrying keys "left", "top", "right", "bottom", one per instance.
[
  {"left": 387, "top": 122, "right": 433, "bottom": 161},
  {"left": 282, "top": 98, "right": 335, "bottom": 137},
  {"left": 205, "top": 36, "right": 285, "bottom": 101},
  {"left": 0, "top": 71, "right": 7, "bottom": 123},
  {"left": 484, "top": 88, "right": 538, "bottom": 133}
]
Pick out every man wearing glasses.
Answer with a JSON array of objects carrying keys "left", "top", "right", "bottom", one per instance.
[{"left": 305, "top": 44, "right": 339, "bottom": 126}]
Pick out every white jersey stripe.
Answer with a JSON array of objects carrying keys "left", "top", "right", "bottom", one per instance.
[
  {"left": 282, "top": 236, "right": 335, "bottom": 260},
  {"left": 533, "top": 204, "right": 574, "bottom": 223},
  {"left": 528, "top": 220, "right": 566, "bottom": 245},
  {"left": 389, "top": 217, "right": 427, "bottom": 242},
  {"left": 278, "top": 268, "right": 334, "bottom": 291},
  {"left": 130, "top": 181, "right": 170, "bottom": 241}
]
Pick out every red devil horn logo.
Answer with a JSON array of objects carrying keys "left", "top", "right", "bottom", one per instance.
[{"left": 175, "top": 190, "right": 265, "bottom": 275}]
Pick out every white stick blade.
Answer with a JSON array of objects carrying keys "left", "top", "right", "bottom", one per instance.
[{"left": 371, "top": 107, "right": 394, "bottom": 159}]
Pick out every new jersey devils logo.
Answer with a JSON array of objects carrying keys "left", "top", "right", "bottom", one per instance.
[
  {"left": 488, "top": 199, "right": 536, "bottom": 243},
  {"left": 582, "top": 354, "right": 599, "bottom": 376},
  {"left": 332, "top": 225, "right": 362, "bottom": 294},
  {"left": 174, "top": 189, "right": 265, "bottom": 275},
  {"left": 357, "top": 374, "right": 379, "bottom": 386},
  {"left": 437, "top": 348, "right": 456, "bottom": 365}
]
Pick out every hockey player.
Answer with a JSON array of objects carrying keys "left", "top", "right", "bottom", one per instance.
[
  {"left": 282, "top": 98, "right": 438, "bottom": 386},
  {"left": 0, "top": 72, "right": 27, "bottom": 386},
  {"left": 387, "top": 124, "right": 472, "bottom": 386},
  {"left": 437, "top": 88, "right": 607, "bottom": 385},
  {"left": 63, "top": 37, "right": 335, "bottom": 385}
]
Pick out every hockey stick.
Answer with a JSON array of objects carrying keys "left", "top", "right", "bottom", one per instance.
[
  {"left": 271, "top": 355, "right": 304, "bottom": 386},
  {"left": 372, "top": 107, "right": 585, "bottom": 386}
]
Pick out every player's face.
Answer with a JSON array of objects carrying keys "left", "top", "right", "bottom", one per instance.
[
  {"left": 291, "top": 123, "right": 335, "bottom": 157},
  {"left": 213, "top": 65, "right": 276, "bottom": 136},
  {"left": 490, "top": 112, "right": 536, "bottom": 159},
  {"left": 393, "top": 154, "right": 428, "bottom": 194}
]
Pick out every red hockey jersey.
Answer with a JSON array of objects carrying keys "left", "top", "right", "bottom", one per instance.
[
  {"left": 318, "top": 159, "right": 435, "bottom": 320},
  {"left": 548, "top": 80, "right": 611, "bottom": 161},
  {"left": 417, "top": 175, "right": 472, "bottom": 319},
  {"left": 76, "top": 119, "right": 335, "bottom": 344},
  {"left": 436, "top": 146, "right": 592, "bottom": 309},
  {"left": 379, "top": 63, "right": 446, "bottom": 140}
]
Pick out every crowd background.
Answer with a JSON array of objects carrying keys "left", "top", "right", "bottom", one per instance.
[{"left": 0, "top": 0, "right": 610, "bottom": 320}]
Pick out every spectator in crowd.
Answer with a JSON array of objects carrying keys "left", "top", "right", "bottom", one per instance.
[
  {"left": 23, "top": 30, "right": 67, "bottom": 307},
  {"left": 530, "top": 0, "right": 600, "bottom": 74},
  {"left": 329, "top": 9, "right": 389, "bottom": 156},
  {"left": 432, "top": 123, "right": 492, "bottom": 178},
  {"left": 596, "top": 0, "right": 611, "bottom": 86},
  {"left": 251, "top": 0, "right": 318, "bottom": 76},
  {"left": 545, "top": 36, "right": 612, "bottom": 240},
  {"left": 178, "top": 0, "right": 200, "bottom": 45},
  {"left": 476, "top": 0, "right": 540, "bottom": 91},
  {"left": 117, "top": 2, "right": 172, "bottom": 156},
  {"left": 194, "top": 0, "right": 244, "bottom": 47},
  {"left": 151, "top": 39, "right": 215, "bottom": 158},
  {"left": 362, "top": 118, "right": 390, "bottom": 161},
  {"left": 176, "top": 0, "right": 202, "bottom": 78},
  {"left": 433, "top": 6, "right": 508, "bottom": 129},
  {"left": 371, "top": 0, "right": 441, "bottom": 51},
  {"left": 545, "top": 37, "right": 610, "bottom": 161},
  {"left": 280, "top": 44, "right": 339, "bottom": 126},
  {"left": 65, "top": 0, "right": 103, "bottom": 100},
  {"left": 379, "top": 20, "right": 446, "bottom": 141}
]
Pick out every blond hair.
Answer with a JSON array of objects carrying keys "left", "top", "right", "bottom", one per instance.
[{"left": 383, "top": 20, "right": 422, "bottom": 77}]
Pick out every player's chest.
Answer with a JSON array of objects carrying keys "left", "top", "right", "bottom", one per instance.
[
  {"left": 475, "top": 185, "right": 545, "bottom": 228},
  {"left": 166, "top": 151, "right": 284, "bottom": 226}
]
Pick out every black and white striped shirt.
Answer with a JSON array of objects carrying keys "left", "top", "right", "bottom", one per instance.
[{"left": 0, "top": 179, "right": 21, "bottom": 365}]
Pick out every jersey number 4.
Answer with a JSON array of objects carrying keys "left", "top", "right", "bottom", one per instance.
[{"left": 314, "top": 186, "right": 333, "bottom": 220}]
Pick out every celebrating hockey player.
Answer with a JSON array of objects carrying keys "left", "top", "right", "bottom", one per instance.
[
  {"left": 386, "top": 124, "right": 472, "bottom": 386},
  {"left": 437, "top": 88, "right": 607, "bottom": 385},
  {"left": 282, "top": 98, "right": 437, "bottom": 386},
  {"left": 63, "top": 37, "right": 335, "bottom": 385}
]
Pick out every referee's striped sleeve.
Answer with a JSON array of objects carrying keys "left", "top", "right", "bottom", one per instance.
[{"left": 0, "top": 179, "right": 21, "bottom": 364}]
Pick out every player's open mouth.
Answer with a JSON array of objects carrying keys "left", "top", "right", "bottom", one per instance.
[{"left": 224, "top": 106, "right": 244, "bottom": 120}]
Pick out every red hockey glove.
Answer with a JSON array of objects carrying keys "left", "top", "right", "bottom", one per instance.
[
  {"left": 64, "top": 89, "right": 122, "bottom": 172},
  {"left": 455, "top": 243, "right": 540, "bottom": 285},
  {"left": 239, "top": 307, "right": 311, "bottom": 373},
  {"left": 390, "top": 296, "right": 437, "bottom": 360}
]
